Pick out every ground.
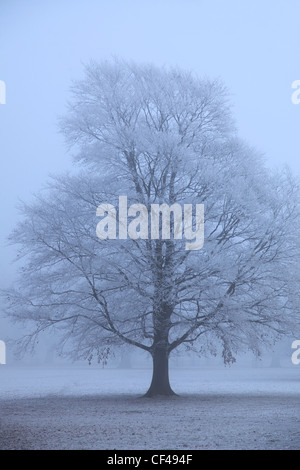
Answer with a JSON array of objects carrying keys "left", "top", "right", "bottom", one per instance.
[{"left": 0, "top": 366, "right": 299, "bottom": 450}]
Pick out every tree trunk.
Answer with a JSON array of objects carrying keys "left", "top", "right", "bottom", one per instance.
[{"left": 144, "top": 348, "right": 176, "bottom": 397}]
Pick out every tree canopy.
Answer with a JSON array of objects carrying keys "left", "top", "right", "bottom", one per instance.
[{"left": 4, "top": 60, "right": 300, "bottom": 395}]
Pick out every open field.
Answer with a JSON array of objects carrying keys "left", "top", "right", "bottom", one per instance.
[{"left": 0, "top": 366, "right": 299, "bottom": 449}]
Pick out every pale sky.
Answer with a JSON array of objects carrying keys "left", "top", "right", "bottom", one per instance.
[{"left": 0, "top": 0, "right": 299, "bottom": 338}]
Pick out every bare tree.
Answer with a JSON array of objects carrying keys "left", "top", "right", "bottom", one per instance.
[{"left": 4, "top": 60, "right": 300, "bottom": 396}]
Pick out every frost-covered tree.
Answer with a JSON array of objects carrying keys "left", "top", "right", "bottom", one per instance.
[{"left": 4, "top": 60, "right": 300, "bottom": 396}]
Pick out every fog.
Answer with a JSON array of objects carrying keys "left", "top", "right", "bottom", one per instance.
[{"left": 0, "top": 0, "right": 299, "bottom": 366}]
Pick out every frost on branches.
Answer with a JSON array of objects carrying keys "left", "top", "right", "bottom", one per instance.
[{"left": 4, "top": 60, "right": 300, "bottom": 396}]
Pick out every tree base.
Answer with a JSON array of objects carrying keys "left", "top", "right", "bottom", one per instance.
[
  {"left": 142, "top": 386, "right": 178, "bottom": 398},
  {"left": 142, "top": 392, "right": 178, "bottom": 398}
]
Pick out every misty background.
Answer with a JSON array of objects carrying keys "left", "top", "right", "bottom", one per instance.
[{"left": 0, "top": 0, "right": 299, "bottom": 366}]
